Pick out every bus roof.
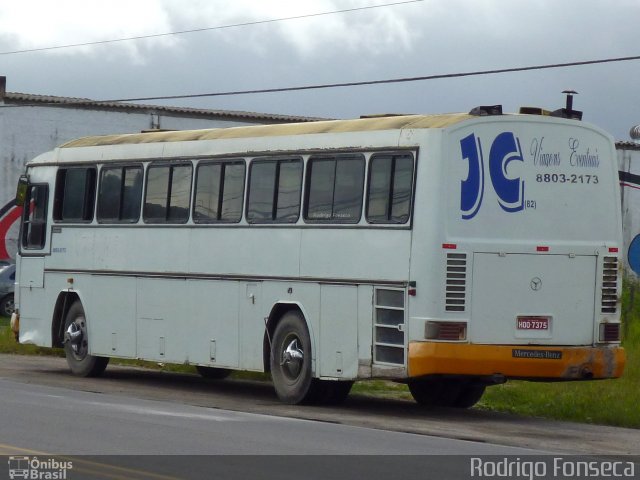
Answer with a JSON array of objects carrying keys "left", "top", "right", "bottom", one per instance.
[{"left": 60, "top": 113, "right": 474, "bottom": 148}]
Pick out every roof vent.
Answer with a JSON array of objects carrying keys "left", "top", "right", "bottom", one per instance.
[
  {"left": 469, "top": 105, "right": 503, "bottom": 116},
  {"left": 551, "top": 90, "right": 583, "bottom": 120},
  {"left": 630, "top": 125, "right": 640, "bottom": 140},
  {"left": 519, "top": 107, "right": 551, "bottom": 116},
  {"left": 359, "top": 113, "right": 412, "bottom": 119}
]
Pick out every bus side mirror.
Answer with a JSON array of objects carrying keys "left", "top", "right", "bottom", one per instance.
[{"left": 15, "top": 175, "right": 28, "bottom": 206}]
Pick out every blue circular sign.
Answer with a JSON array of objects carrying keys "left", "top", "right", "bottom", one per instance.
[{"left": 628, "top": 234, "right": 640, "bottom": 275}]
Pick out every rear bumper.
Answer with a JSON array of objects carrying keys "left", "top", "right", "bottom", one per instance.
[{"left": 408, "top": 342, "right": 626, "bottom": 380}]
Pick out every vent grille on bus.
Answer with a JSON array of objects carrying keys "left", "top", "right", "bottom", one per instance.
[
  {"left": 373, "top": 288, "right": 405, "bottom": 366},
  {"left": 446, "top": 253, "right": 467, "bottom": 312},
  {"left": 601, "top": 257, "right": 619, "bottom": 314}
]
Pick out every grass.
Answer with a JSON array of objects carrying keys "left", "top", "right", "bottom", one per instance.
[
  {"left": 476, "top": 340, "right": 638, "bottom": 427},
  {"left": 1, "top": 285, "right": 639, "bottom": 428},
  {"left": 0, "top": 316, "right": 61, "bottom": 356}
]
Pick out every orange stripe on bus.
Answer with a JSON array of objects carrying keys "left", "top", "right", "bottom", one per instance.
[{"left": 408, "top": 342, "right": 625, "bottom": 380}]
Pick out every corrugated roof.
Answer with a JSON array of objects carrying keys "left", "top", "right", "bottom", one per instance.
[
  {"left": 1, "top": 91, "right": 326, "bottom": 124},
  {"left": 61, "top": 113, "right": 474, "bottom": 148}
]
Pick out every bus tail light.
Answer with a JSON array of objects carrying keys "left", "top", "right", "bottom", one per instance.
[
  {"left": 599, "top": 323, "right": 621, "bottom": 343},
  {"left": 426, "top": 321, "right": 467, "bottom": 341}
]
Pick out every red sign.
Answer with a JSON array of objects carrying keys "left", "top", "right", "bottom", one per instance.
[{"left": 0, "top": 201, "right": 23, "bottom": 260}]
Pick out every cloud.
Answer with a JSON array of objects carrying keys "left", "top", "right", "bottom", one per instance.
[
  {"left": 1, "top": 0, "right": 639, "bottom": 139},
  {"left": 0, "top": 0, "right": 422, "bottom": 61},
  {"left": 0, "top": 0, "right": 178, "bottom": 60}
]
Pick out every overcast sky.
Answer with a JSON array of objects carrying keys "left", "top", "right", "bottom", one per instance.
[{"left": 1, "top": 0, "right": 639, "bottom": 140}]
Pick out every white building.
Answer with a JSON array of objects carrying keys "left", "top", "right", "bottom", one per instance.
[
  {"left": 0, "top": 75, "right": 322, "bottom": 207},
  {"left": 617, "top": 141, "right": 640, "bottom": 276},
  {"left": 0, "top": 76, "right": 322, "bottom": 260}
]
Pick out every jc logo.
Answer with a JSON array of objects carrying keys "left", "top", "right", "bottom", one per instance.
[{"left": 459, "top": 131, "right": 525, "bottom": 220}]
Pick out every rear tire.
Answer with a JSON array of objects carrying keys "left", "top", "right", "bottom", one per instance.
[
  {"left": 196, "top": 365, "right": 232, "bottom": 380},
  {"left": 63, "top": 301, "right": 109, "bottom": 377},
  {"left": 409, "top": 379, "right": 485, "bottom": 408},
  {"left": 270, "top": 311, "right": 316, "bottom": 404},
  {"left": 454, "top": 384, "right": 486, "bottom": 408},
  {"left": 408, "top": 379, "right": 461, "bottom": 407}
]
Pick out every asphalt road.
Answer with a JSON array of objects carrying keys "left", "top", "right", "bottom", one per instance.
[
  {"left": 0, "top": 357, "right": 552, "bottom": 480},
  {"left": 1, "top": 378, "right": 538, "bottom": 456},
  {"left": 0, "top": 353, "right": 638, "bottom": 479}
]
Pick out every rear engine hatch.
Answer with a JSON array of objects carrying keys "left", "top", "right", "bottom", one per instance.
[{"left": 470, "top": 253, "right": 596, "bottom": 345}]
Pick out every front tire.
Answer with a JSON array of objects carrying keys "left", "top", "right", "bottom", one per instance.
[
  {"left": 196, "top": 365, "right": 232, "bottom": 380},
  {"left": 270, "top": 311, "right": 316, "bottom": 404},
  {"left": 63, "top": 301, "right": 109, "bottom": 377}
]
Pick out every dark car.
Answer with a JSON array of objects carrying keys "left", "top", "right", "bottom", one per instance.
[{"left": 0, "top": 264, "right": 16, "bottom": 317}]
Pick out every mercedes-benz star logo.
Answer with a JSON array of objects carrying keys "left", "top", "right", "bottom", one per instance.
[{"left": 530, "top": 277, "right": 542, "bottom": 291}]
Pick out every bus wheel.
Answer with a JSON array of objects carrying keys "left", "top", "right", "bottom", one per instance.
[
  {"left": 454, "top": 384, "right": 486, "bottom": 408},
  {"left": 196, "top": 366, "right": 231, "bottom": 380},
  {"left": 408, "top": 378, "right": 461, "bottom": 407},
  {"left": 270, "top": 311, "right": 315, "bottom": 404},
  {"left": 315, "top": 380, "right": 353, "bottom": 405},
  {"left": 63, "top": 301, "right": 109, "bottom": 377}
]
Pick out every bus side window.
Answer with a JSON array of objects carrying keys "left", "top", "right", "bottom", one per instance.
[
  {"left": 144, "top": 164, "right": 192, "bottom": 223},
  {"left": 246, "top": 158, "right": 302, "bottom": 224},
  {"left": 305, "top": 155, "right": 365, "bottom": 223},
  {"left": 22, "top": 184, "right": 49, "bottom": 249},
  {"left": 194, "top": 161, "right": 245, "bottom": 223},
  {"left": 366, "top": 153, "right": 414, "bottom": 224},
  {"left": 98, "top": 166, "right": 143, "bottom": 223},
  {"left": 53, "top": 168, "right": 96, "bottom": 222}
]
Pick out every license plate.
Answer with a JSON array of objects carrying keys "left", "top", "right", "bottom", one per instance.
[{"left": 517, "top": 316, "right": 550, "bottom": 330}]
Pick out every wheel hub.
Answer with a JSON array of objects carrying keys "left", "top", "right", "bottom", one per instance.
[
  {"left": 281, "top": 338, "right": 304, "bottom": 379},
  {"left": 64, "top": 318, "right": 87, "bottom": 358}
]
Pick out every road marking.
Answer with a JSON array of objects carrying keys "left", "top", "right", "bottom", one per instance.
[{"left": 85, "top": 400, "right": 241, "bottom": 421}]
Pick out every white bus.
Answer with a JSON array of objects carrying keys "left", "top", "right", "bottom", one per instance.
[{"left": 11, "top": 105, "right": 626, "bottom": 407}]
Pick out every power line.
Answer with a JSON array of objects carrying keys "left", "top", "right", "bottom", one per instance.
[
  {"left": 87, "top": 54, "right": 640, "bottom": 103},
  {"left": 0, "top": 0, "right": 424, "bottom": 56},
  {"left": 1, "top": 54, "right": 639, "bottom": 110}
]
